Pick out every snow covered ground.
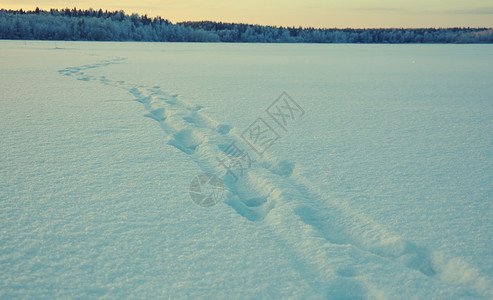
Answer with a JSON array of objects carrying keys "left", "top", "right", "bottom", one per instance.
[{"left": 1, "top": 40, "right": 492, "bottom": 299}]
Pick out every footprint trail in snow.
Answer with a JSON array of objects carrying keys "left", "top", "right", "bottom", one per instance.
[{"left": 58, "top": 57, "right": 493, "bottom": 299}]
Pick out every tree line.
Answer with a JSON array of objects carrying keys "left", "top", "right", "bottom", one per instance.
[{"left": 1, "top": 8, "right": 492, "bottom": 43}]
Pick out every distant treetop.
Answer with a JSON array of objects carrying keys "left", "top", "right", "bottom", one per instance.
[{"left": 1, "top": 8, "right": 492, "bottom": 43}]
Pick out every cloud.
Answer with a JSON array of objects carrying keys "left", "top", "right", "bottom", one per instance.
[
  {"left": 353, "top": 7, "right": 406, "bottom": 12},
  {"left": 451, "top": 7, "right": 493, "bottom": 14},
  {"left": 352, "top": 6, "right": 493, "bottom": 16}
]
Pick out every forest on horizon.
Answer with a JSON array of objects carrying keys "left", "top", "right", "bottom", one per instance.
[{"left": 1, "top": 8, "right": 492, "bottom": 43}]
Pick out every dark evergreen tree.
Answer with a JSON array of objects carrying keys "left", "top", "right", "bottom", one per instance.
[{"left": 0, "top": 8, "right": 491, "bottom": 43}]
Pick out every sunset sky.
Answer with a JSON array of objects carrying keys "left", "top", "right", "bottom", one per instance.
[{"left": 2, "top": 0, "right": 493, "bottom": 28}]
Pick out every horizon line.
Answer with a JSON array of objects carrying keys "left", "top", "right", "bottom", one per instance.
[{"left": 2, "top": 7, "right": 492, "bottom": 30}]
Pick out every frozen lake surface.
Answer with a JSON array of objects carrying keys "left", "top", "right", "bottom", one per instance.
[{"left": 1, "top": 41, "right": 492, "bottom": 298}]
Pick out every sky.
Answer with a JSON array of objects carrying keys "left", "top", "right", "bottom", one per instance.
[{"left": 2, "top": 0, "right": 493, "bottom": 28}]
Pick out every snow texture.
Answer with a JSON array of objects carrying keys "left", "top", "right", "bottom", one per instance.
[{"left": 1, "top": 41, "right": 492, "bottom": 299}]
